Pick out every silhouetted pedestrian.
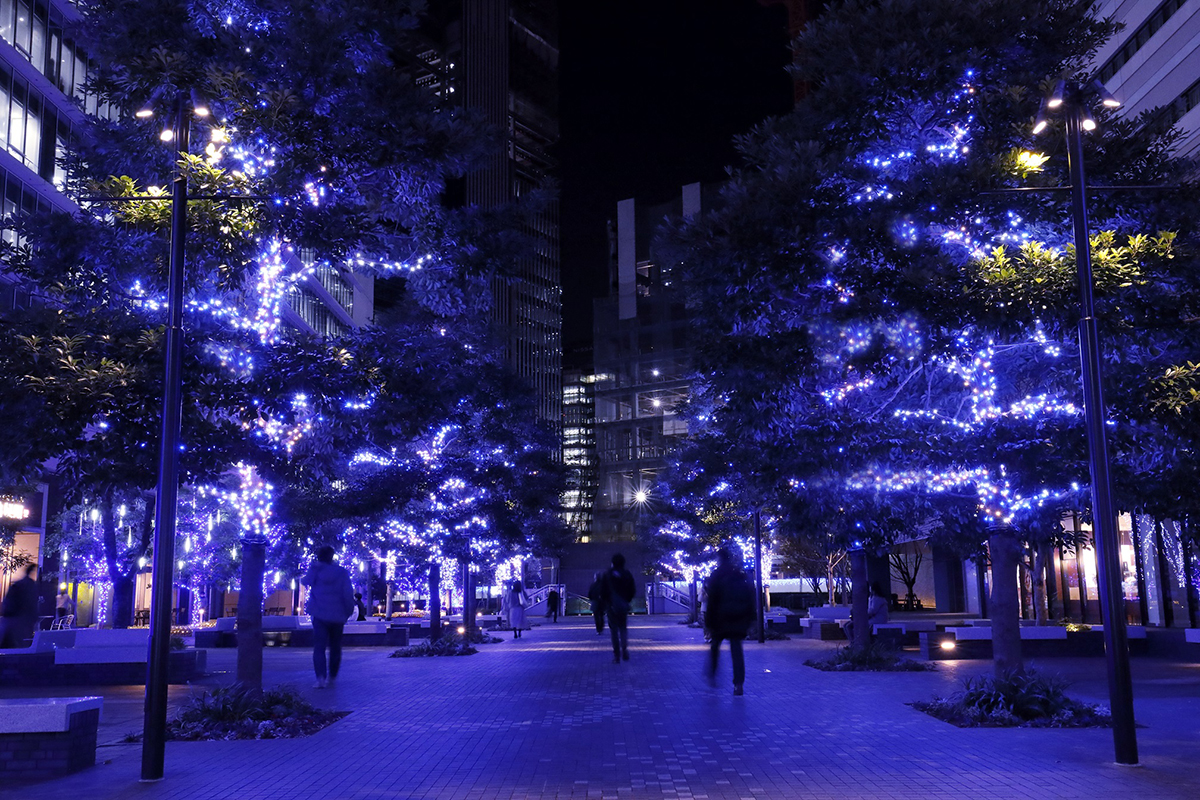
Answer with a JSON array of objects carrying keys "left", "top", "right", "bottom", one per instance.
[
  {"left": 705, "top": 548, "right": 755, "bottom": 695},
  {"left": 0, "top": 564, "right": 39, "bottom": 649},
  {"left": 507, "top": 580, "right": 527, "bottom": 638},
  {"left": 602, "top": 553, "right": 636, "bottom": 663},
  {"left": 844, "top": 582, "right": 890, "bottom": 642},
  {"left": 587, "top": 573, "right": 605, "bottom": 634},
  {"left": 547, "top": 588, "right": 560, "bottom": 622},
  {"left": 301, "top": 546, "right": 355, "bottom": 688},
  {"left": 354, "top": 592, "right": 367, "bottom": 621}
]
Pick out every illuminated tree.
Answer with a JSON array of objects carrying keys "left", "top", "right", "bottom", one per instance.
[{"left": 665, "top": 0, "right": 1200, "bottom": 670}]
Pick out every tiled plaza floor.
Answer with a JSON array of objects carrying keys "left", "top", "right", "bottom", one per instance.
[{"left": 4, "top": 616, "right": 1199, "bottom": 799}]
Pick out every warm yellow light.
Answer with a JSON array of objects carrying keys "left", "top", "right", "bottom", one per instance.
[
  {"left": 135, "top": 108, "right": 154, "bottom": 119},
  {"left": 456, "top": 626, "right": 465, "bottom": 634},
  {"left": 940, "top": 640, "right": 956, "bottom": 650},
  {"left": 1017, "top": 150, "right": 1049, "bottom": 171},
  {"left": 1081, "top": 117, "right": 1097, "bottom": 132}
]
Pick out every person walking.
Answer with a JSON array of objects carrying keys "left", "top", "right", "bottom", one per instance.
[
  {"left": 354, "top": 592, "right": 367, "bottom": 621},
  {"left": 602, "top": 553, "right": 636, "bottom": 663},
  {"left": 547, "top": 587, "right": 560, "bottom": 622},
  {"left": 301, "top": 546, "right": 355, "bottom": 688},
  {"left": 0, "top": 564, "right": 39, "bottom": 648},
  {"left": 507, "top": 580, "right": 527, "bottom": 638},
  {"left": 55, "top": 587, "right": 75, "bottom": 624},
  {"left": 705, "top": 548, "right": 755, "bottom": 695},
  {"left": 587, "top": 572, "right": 605, "bottom": 634}
]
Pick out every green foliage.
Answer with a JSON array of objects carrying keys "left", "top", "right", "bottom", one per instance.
[
  {"left": 970, "top": 231, "right": 1174, "bottom": 312},
  {"left": 914, "top": 669, "right": 1112, "bottom": 726},
  {"left": 167, "top": 684, "right": 344, "bottom": 740},
  {"left": 1149, "top": 362, "right": 1200, "bottom": 415}
]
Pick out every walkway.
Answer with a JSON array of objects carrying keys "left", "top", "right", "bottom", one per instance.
[{"left": 4, "top": 616, "right": 1199, "bottom": 799}]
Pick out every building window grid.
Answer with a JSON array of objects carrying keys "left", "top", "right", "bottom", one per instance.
[{"left": 1098, "top": 0, "right": 1187, "bottom": 84}]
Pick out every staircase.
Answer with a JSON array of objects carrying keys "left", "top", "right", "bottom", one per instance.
[{"left": 648, "top": 582, "right": 692, "bottom": 614}]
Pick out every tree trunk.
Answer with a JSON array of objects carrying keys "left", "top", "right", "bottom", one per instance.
[
  {"left": 1042, "top": 542, "right": 1059, "bottom": 620},
  {"left": 988, "top": 528, "right": 1024, "bottom": 677},
  {"left": 826, "top": 559, "right": 836, "bottom": 605},
  {"left": 364, "top": 560, "right": 373, "bottom": 619},
  {"left": 463, "top": 560, "right": 476, "bottom": 637},
  {"left": 112, "top": 573, "right": 135, "bottom": 629},
  {"left": 1032, "top": 545, "right": 1049, "bottom": 626},
  {"left": 689, "top": 576, "right": 698, "bottom": 624},
  {"left": 850, "top": 547, "right": 869, "bottom": 649},
  {"left": 236, "top": 539, "right": 266, "bottom": 693},
  {"left": 428, "top": 561, "right": 442, "bottom": 642}
]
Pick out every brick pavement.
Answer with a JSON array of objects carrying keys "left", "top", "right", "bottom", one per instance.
[{"left": 3, "top": 616, "right": 1199, "bottom": 799}]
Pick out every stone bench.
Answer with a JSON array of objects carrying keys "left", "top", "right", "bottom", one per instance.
[
  {"left": 0, "top": 697, "right": 102, "bottom": 781},
  {"left": 1186, "top": 628, "right": 1200, "bottom": 644},
  {"left": 51, "top": 629, "right": 150, "bottom": 665},
  {"left": 872, "top": 620, "right": 938, "bottom": 646},
  {"left": 806, "top": 606, "right": 852, "bottom": 620},
  {"left": 765, "top": 615, "right": 803, "bottom": 634},
  {"left": 922, "top": 625, "right": 1149, "bottom": 660},
  {"left": 798, "top": 618, "right": 848, "bottom": 640}
]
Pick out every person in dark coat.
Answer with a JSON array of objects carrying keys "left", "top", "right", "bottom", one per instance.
[
  {"left": 301, "top": 546, "right": 355, "bottom": 688},
  {"left": 354, "top": 592, "right": 367, "bottom": 621},
  {"left": 587, "top": 573, "right": 605, "bottom": 634},
  {"left": 547, "top": 588, "right": 560, "bottom": 622},
  {"left": 705, "top": 548, "right": 755, "bottom": 695},
  {"left": 0, "top": 564, "right": 39, "bottom": 648},
  {"left": 602, "top": 553, "right": 636, "bottom": 663}
]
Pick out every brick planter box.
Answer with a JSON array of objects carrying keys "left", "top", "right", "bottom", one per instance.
[{"left": 0, "top": 697, "right": 102, "bottom": 781}]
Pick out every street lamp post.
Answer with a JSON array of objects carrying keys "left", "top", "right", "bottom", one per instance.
[
  {"left": 141, "top": 92, "right": 192, "bottom": 782},
  {"left": 1037, "top": 80, "right": 1138, "bottom": 766}
]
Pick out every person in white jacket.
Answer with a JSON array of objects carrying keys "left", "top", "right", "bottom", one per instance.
[{"left": 301, "top": 546, "right": 355, "bottom": 688}]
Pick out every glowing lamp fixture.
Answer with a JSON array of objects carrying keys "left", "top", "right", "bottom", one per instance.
[
  {"left": 190, "top": 89, "right": 209, "bottom": 117},
  {"left": 1048, "top": 79, "right": 1066, "bottom": 109},
  {"left": 940, "top": 640, "right": 956, "bottom": 651},
  {"left": 1092, "top": 79, "right": 1121, "bottom": 108},
  {"left": 634, "top": 490, "right": 648, "bottom": 503}
]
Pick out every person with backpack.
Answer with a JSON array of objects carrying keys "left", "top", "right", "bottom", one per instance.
[
  {"left": 301, "top": 546, "right": 356, "bottom": 688},
  {"left": 602, "top": 553, "right": 636, "bottom": 662},
  {"left": 704, "top": 548, "right": 755, "bottom": 695}
]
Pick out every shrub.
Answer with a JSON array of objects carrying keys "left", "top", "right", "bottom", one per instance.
[
  {"left": 805, "top": 641, "right": 933, "bottom": 672},
  {"left": 913, "top": 669, "right": 1112, "bottom": 727},
  {"left": 390, "top": 629, "right": 493, "bottom": 657},
  {"left": 163, "top": 684, "right": 345, "bottom": 741}
]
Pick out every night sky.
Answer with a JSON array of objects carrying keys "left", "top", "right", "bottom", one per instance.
[{"left": 557, "top": 0, "right": 795, "bottom": 348}]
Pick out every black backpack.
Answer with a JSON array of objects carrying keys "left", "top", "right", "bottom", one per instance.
[{"left": 719, "top": 570, "right": 755, "bottom": 632}]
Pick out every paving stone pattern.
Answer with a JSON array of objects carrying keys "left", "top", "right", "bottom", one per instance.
[{"left": 4, "top": 617, "right": 1199, "bottom": 799}]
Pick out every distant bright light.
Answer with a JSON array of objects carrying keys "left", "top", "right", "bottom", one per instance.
[
  {"left": 940, "top": 640, "right": 956, "bottom": 650},
  {"left": 634, "top": 490, "right": 648, "bottom": 503},
  {"left": 159, "top": 129, "right": 175, "bottom": 142},
  {"left": 457, "top": 626, "right": 465, "bottom": 634}
]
